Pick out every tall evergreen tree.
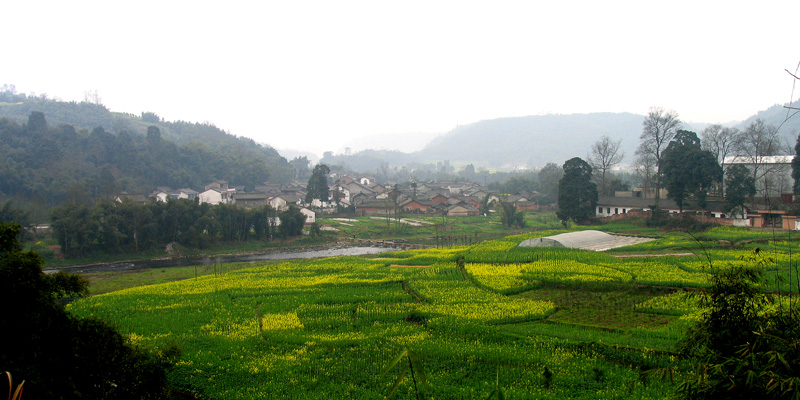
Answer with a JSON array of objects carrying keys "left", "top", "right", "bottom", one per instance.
[
  {"left": 557, "top": 157, "right": 598, "bottom": 224},
  {"left": 305, "top": 164, "right": 330, "bottom": 205},
  {"left": 792, "top": 133, "right": 800, "bottom": 195},
  {"left": 661, "top": 130, "right": 722, "bottom": 212},
  {"left": 725, "top": 164, "right": 756, "bottom": 218}
]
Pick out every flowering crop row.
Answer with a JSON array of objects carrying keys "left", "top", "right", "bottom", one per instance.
[
  {"left": 408, "top": 264, "right": 556, "bottom": 324},
  {"left": 635, "top": 292, "right": 701, "bottom": 316}
]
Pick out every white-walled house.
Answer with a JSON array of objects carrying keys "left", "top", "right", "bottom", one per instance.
[
  {"left": 205, "top": 180, "right": 230, "bottom": 192},
  {"left": 300, "top": 207, "right": 316, "bottom": 224},
  {"left": 177, "top": 188, "right": 198, "bottom": 200},
  {"left": 151, "top": 186, "right": 172, "bottom": 202},
  {"left": 151, "top": 187, "right": 199, "bottom": 202},
  {"left": 595, "top": 196, "right": 733, "bottom": 218},
  {"left": 269, "top": 194, "right": 301, "bottom": 211},
  {"left": 199, "top": 188, "right": 230, "bottom": 205}
]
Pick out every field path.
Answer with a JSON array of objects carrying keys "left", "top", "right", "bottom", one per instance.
[{"left": 611, "top": 252, "right": 696, "bottom": 258}]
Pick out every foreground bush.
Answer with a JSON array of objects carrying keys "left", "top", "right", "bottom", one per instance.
[
  {"left": 0, "top": 222, "right": 174, "bottom": 399},
  {"left": 677, "top": 250, "right": 800, "bottom": 399}
]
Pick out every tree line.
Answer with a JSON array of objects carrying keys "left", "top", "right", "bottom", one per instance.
[
  {"left": 554, "top": 111, "right": 794, "bottom": 224},
  {"left": 50, "top": 199, "right": 306, "bottom": 257},
  {"left": 636, "top": 108, "right": 792, "bottom": 206}
]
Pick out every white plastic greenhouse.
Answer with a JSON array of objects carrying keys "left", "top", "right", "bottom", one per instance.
[{"left": 518, "top": 230, "right": 652, "bottom": 251}]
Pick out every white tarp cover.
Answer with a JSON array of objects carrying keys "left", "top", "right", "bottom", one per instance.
[{"left": 519, "top": 230, "right": 652, "bottom": 251}]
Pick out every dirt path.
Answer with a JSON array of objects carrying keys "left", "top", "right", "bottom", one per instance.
[{"left": 611, "top": 252, "right": 697, "bottom": 258}]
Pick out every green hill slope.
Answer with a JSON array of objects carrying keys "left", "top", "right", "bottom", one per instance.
[{"left": 0, "top": 92, "right": 293, "bottom": 217}]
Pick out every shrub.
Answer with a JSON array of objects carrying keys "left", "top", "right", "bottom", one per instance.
[{"left": 676, "top": 250, "right": 800, "bottom": 399}]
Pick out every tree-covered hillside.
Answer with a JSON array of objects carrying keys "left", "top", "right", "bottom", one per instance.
[
  {"left": 0, "top": 92, "right": 294, "bottom": 219},
  {"left": 0, "top": 90, "right": 290, "bottom": 160}
]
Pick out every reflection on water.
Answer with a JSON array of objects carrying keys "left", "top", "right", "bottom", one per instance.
[{"left": 44, "top": 247, "right": 392, "bottom": 274}]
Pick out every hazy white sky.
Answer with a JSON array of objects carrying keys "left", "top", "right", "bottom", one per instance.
[{"left": 4, "top": 1, "right": 799, "bottom": 156}]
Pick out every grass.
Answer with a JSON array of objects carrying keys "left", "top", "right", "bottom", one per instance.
[{"left": 82, "top": 261, "right": 268, "bottom": 295}]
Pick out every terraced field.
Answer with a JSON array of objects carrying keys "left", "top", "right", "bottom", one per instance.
[{"left": 67, "top": 226, "right": 800, "bottom": 399}]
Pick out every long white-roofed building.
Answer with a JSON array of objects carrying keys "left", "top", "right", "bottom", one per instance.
[{"left": 723, "top": 155, "right": 794, "bottom": 202}]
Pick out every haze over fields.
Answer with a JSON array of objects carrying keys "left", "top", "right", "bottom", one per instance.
[{"left": 4, "top": 1, "right": 799, "bottom": 157}]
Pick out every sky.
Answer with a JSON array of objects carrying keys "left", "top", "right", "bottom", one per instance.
[{"left": 4, "top": 1, "right": 799, "bottom": 157}]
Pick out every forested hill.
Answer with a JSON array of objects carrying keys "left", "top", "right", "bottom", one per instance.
[
  {"left": 0, "top": 92, "right": 294, "bottom": 216},
  {"left": 0, "top": 92, "right": 292, "bottom": 166}
]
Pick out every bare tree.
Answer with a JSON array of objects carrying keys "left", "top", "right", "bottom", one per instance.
[
  {"left": 702, "top": 125, "right": 740, "bottom": 198},
  {"left": 635, "top": 107, "right": 681, "bottom": 206},
  {"left": 733, "top": 119, "right": 784, "bottom": 206},
  {"left": 589, "top": 135, "right": 624, "bottom": 196},
  {"left": 83, "top": 89, "right": 103, "bottom": 105},
  {"left": 537, "top": 162, "right": 564, "bottom": 204},
  {"left": 634, "top": 152, "right": 657, "bottom": 198},
  {"left": 701, "top": 125, "right": 740, "bottom": 169}
]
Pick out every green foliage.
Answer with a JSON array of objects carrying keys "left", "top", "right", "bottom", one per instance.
[
  {"left": 50, "top": 199, "right": 278, "bottom": 257},
  {"left": 557, "top": 157, "right": 598, "bottom": 224},
  {"left": 497, "top": 202, "right": 525, "bottom": 228},
  {"left": 661, "top": 130, "right": 722, "bottom": 212},
  {"left": 279, "top": 205, "right": 307, "bottom": 238},
  {"left": 725, "top": 164, "right": 756, "bottom": 216},
  {"left": 0, "top": 221, "right": 173, "bottom": 399}
]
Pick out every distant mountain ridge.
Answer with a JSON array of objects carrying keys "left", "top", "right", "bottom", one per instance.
[
  {"left": 414, "top": 112, "right": 646, "bottom": 168},
  {"left": 736, "top": 101, "right": 800, "bottom": 140},
  {"left": 326, "top": 103, "right": 800, "bottom": 173}
]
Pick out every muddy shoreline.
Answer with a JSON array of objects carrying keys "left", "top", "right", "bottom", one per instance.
[{"left": 44, "top": 242, "right": 393, "bottom": 274}]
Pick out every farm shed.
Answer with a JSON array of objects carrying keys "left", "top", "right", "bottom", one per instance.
[{"left": 519, "top": 230, "right": 652, "bottom": 251}]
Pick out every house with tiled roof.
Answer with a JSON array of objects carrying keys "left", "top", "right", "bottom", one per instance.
[
  {"left": 401, "top": 199, "right": 433, "bottom": 214},
  {"left": 269, "top": 194, "right": 302, "bottom": 211},
  {"left": 231, "top": 192, "right": 270, "bottom": 209},
  {"left": 447, "top": 204, "right": 480, "bottom": 217}
]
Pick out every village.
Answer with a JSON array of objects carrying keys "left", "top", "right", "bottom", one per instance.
[
  {"left": 113, "top": 152, "right": 800, "bottom": 231},
  {"left": 116, "top": 174, "right": 536, "bottom": 222}
]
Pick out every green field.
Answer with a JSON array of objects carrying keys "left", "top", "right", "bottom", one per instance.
[{"left": 67, "top": 225, "right": 800, "bottom": 399}]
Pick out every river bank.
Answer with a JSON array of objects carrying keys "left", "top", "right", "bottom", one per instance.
[{"left": 44, "top": 243, "right": 394, "bottom": 275}]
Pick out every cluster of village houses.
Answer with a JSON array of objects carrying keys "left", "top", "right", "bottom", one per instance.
[
  {"left": 115, "top": 156, "right": 800, "bottom": 229},
  {"left": 116, "top": 174, "right": 540, "bottom": 224}
]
